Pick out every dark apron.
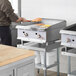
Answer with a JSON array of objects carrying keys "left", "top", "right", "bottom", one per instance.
[{"left": 0, "top": 26, "right": 11, "bottom": 46}]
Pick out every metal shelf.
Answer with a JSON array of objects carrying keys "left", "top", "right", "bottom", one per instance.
[
  {"left": 35, "top": 62, "right": 57, "bottom": 70},
  {"left": 62, "top": 49, "right": 76, "bottom": 57},
  {"left": 17, "top": 41, "right": 61, "bottom": 52},
  {"left": 68, "top": 74, "right": 75, "bottom": 76},
  {"left": 62, "top": 48, "right": 76, "bottom": 76},
  {"left": 68, "top": 70, "right": 76, "bottom": 76}
]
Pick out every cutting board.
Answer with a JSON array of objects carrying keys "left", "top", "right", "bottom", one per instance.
[{"left": 0, "top": 45, "right": 34, "bottom": 66}]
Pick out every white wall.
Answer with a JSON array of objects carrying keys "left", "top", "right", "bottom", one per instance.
[
  {"left": 9, "top": 0, "right": 18, "bottom": 13},
  {"left": 21, "top": 0, "right": 76, "bottom": 26}
]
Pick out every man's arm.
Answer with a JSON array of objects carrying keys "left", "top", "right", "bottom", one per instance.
[
  {"left": 0, "top": 0, "right": 20, "bottom": 22},
  {"left": 0, "top": 0, "right": 32, "bottom": 23},
  {"left": 0, "top": 0, "right": 42, "bottom": 23}
]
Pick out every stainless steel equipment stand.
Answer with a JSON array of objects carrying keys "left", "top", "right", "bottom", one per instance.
[
  {"left": 40, "top": 48, "right": 60, "bottom": 76},
  {"left": 43, "top": 48, "right": 60, "bottom": 76},
  {"left": 18, "top": 40, "right": 60, "bottom": 76},
  {"left": 62, "top": 47, "right": 76, "bottom": 76}
]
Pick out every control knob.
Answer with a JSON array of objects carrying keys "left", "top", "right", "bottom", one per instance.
[
  {"left": 38, "top": 34, "right": 41, "bottom": 38},
  {"left": 35, "top": 33, "right": 44, "bottom": 39},
  {"left": 67, "top": 38, "right": 71, "bottom": 43},
  {"left": 23, "top": 31, "right": 28, "bottom": 37}
]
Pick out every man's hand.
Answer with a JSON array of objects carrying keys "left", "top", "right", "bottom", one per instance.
[
  {"left": 22, "top": 18, "right": 31, "bottom": 22},
  {"left": 16, "top": 17, "right": 31, "bottom": 22},
  {"left": 16, "top": 17, "right": 23, "bottom": 22}
]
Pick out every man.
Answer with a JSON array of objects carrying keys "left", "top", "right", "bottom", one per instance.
[{"left": 0, "top": 0, "right": 30, "bottom": 46}]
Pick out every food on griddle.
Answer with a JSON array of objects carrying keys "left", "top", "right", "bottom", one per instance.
[
  {"left": 40, "top": 25, "right": 51, "bottom": 28},
  {"left": 32, "top": 18, "right": 42, "bottom": 22},
  {"left": 36, "top": 23, "right": 44, "bottom": 26},
  {"left": 35, "top": 23, "right": 51, "bottom": 28}
]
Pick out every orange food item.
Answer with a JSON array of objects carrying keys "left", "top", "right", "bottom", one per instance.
[
  {"left": 36, "top": 23, "right": 44, "bottom": 26},
  {"left": 32, "top": 18, "right": 42, "bottom": 22}
]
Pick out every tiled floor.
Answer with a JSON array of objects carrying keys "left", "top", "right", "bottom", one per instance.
[{"left": 36, "top": 70, "right": 67, "bottom": 76}]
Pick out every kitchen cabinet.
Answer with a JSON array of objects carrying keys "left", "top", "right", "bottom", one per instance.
[
  {"left": 17, "top": 63, "right": 35, "bottom": 76},
  {"left": 0, "top": 69, "right": 13, "bottom": 76},
  {"left": 0, "top": 62, "right": 35, "bottom": 76}
]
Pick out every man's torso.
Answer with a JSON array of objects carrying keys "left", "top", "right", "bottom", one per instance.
[{"left": 0, "top": 11, "right": 11, "bottom": 26}]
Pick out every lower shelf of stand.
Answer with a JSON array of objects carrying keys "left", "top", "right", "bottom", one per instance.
[
  {"left": 35, "top": 62, "right": 57, "bottom": 70},
  {"left": 17, "top": 42, "right": 59, "bottom": 70},
  {"left": 68, "top": 74, "right": 75, "bottom": 76},
  {"left": 62, "top": 49, "right": 76, "bottom": 57},
  {"left": 68, "top": 71, "right": 76, "bottom": 76}
]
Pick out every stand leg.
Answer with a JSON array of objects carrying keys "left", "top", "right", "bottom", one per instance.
[
  {"left": 57, "top": 48, "right": 60, "bottom": 76},
  {"left": 21, "top": 40, "right": 24, "bottom": 45},
  {"left": 44, "top": 51, "right": 47, "bottom": 76},
  {"left": 37, "top": 69, "right": 40, "bottom": 74},
  {"left": 68, "top": 56, "right": 71, "bottom": 75},
  {"left": 44, "top": 70, "right": 47, "bottom": 76}
]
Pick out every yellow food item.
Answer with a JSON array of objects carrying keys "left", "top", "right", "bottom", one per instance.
[
  {"left": 32, "top": 18, "right": 42, "bottom": 22},
  {"left": 41, "top": 25, "right": 51, "bottom": 28},
  {"left": 43, "top": 25, "right": 51, "bottom": 27}
]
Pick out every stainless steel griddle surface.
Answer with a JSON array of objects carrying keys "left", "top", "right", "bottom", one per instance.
[{"left": 64, "top": 24, "right": 76, "bottom": 31}]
